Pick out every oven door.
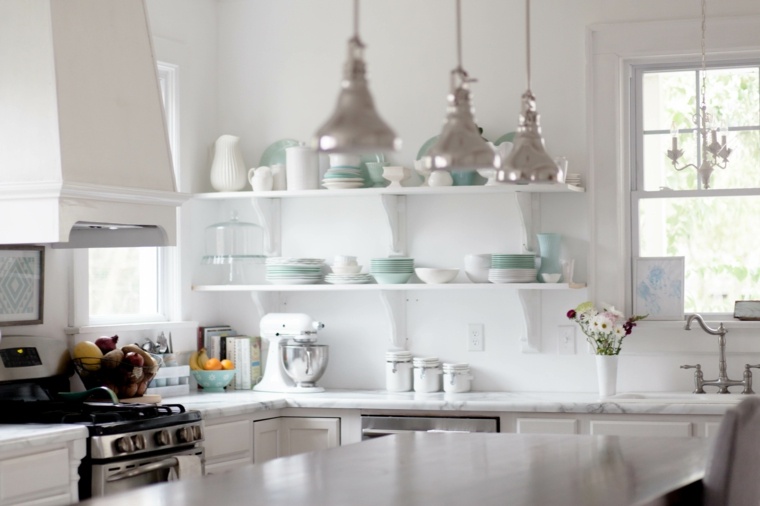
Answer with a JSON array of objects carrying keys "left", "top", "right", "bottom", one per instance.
[{"left": 89, "top": 446, "right": 204, "bottom": 498}]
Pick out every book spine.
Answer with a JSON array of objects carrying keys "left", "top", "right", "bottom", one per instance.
[
  {"left": 206, "top": 335, "right": 222, "bottom": 360},
  {"left": 236, "top": 337, "right": 252, "bottom": 390},
  {"left": 226, "top": 336, "right": 238, "bottom": 390},
  {"left": 251, "top": 336, "right": 262, "bottom": 385}
]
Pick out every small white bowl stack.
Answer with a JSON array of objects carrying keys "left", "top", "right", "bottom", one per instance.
[
  {"left": 565, "top": 173, "right": 582, "bottom": 187},
  {"left": 265, "top": 257, "right": 325, "bottom": 284},
  {"left": 488, "top": 254, "right": 537, "bottom": 283},
  {"left": 370, "top": 257, "right": 415, "bottom": 284},
  {"left": 325, "top": 255, "right": 372, "bottom": 284}
]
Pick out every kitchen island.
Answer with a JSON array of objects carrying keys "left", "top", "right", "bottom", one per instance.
[{"left": 74, "top": 432, "right": 708, "bottom": 506}]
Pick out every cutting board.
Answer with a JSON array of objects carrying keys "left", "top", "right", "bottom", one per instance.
[{"left": 120, "top": 394, "right": 162, "bottom": 404}]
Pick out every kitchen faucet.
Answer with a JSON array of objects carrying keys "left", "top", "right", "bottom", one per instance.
[{"left": 681, "top": 314, "right": 759, "bottom": 394}]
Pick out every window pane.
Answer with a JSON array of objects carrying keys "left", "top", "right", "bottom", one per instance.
[
  {"left": 89, "top": 248, "right": 158, "bottom": 317},
  {"left": 703, "top": 67, "right": 759, "bottom": 128},
  {"left": 639, "top": 196, "right": 760, "bottom": 313},
  {"left": 643, "top": 70, "right": 695, "bottom": 131},
  {"left": 642, "top": 131, "right": 699, "bottom": 191}
]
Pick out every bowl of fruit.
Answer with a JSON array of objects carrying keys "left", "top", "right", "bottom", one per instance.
[
  {"left": 189, "top": 348, "right": 235, "bottom": 392},
  {"left": 71, "top": 335, "right": 160, "bottom": 399}
]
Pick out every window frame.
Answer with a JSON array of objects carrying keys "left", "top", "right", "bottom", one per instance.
[
  {"left": 629, "top": 59, "right": 760, "bottom": 318},
  {"left": 587, "top": 15, "right": 760, "bottom": 324}
]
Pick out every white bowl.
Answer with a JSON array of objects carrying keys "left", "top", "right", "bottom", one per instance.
[
  {"left": 331, "top": 264, "right": 362, "bottom": 275},
  {"left": 464, "top": 254, "right": 491, "bottom": 283},
  {"left": 415, "top": 268, "right": 459, "bottom": 284},
  {"left": 541, "top": 273, "right": 562, "bottom": 283}
]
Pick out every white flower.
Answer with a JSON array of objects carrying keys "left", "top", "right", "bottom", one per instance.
[
  {"left": 592, "top": 314, "right": 614, "bottom": 334},
  {"left": 613, "top": 325, "right": 626, "bottom": 339}
]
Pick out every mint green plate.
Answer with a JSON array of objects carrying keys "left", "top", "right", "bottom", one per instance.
[
  {"left": 416, "top": 136, "right": 439, "bottom": 161},
  {"left": 494, "top": 132, "right": 516, "bottom": 145},
  {"left": 259, "top": 139, "right": 300, "bottom": 167}
]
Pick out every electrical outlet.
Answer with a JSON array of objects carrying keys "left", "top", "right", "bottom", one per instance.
[
  {"left": 557, "top": 325, "right": 576, "bottom": 355},
  {"left": 467, "top": 323, "right": 485, "bottom": 351}
]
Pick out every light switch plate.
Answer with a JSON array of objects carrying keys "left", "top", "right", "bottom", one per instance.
[{"left": 557, "top": 325, "right": 576, "bottom": 354}]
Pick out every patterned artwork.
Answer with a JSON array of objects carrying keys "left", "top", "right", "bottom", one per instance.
[
  {"left": 0, "top": 247, "right": 44, "bottom": 325},
  {"left": 634, "top": 257, "right": 684, "bottom": 321}
]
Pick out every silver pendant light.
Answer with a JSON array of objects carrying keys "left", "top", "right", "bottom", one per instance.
[
  {"left": 496, "top": 0, "right": 558, "bottom": 184},
  {"left": 422, "top": 0, "right": 499, "bottom": 172},
  {"left": 313, "top": 0, "right": 400, "bottom": 154}
]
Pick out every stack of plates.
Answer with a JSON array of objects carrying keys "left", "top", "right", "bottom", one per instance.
[
  {"left": 322, "top": 167, "right": 364, "bottom": 190},
  {"left": 324, "top": 273, "right": 373, "bottom": 284},
  {"left": 565, "top": 173, "right": 581, "bottom": 187},
  {"left": 489, "top": 254, "right": 537, "bottom": 283},
  {"left": 265, "top": 257, "right": 325, "bottom": 285},
  {"left": 370, "top": 257, "right": 415, "bottom": 284}
]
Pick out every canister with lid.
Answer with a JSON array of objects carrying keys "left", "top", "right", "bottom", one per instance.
[
  {"left": 386, "top": 350, "right": 412, "bottom": 392},
  {"left": 442, "top": 363, "right": 473, "bottom": 393},
  {"left": 413, "top": 357, "right": 442, "bottom": 393}
]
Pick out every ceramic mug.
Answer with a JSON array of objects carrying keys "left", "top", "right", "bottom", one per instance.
[
  {"left": 451, "top": 170, "right": 476, "bottom": 186},
  {"left": 270, "top": 163, "right": 287, "bottom": 191},
  {"left": 285, "top": 145, "right": 319, "bottom": 190}
]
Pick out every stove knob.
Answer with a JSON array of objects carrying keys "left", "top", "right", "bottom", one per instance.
[
  {"left": 192, "top": 425, "right": 202, "bottom": 441},
  {"left": 154, "top": 430, "right": 171, "bottom": 447},
  {"left": 176, "top": 426, "right": 193, "bottom": 443},
  {"left": 132, "top": 434, "right": 146, "bottom": 451},
  {"left": 115, "top": 436, "right": 135, "bottom": 454}
]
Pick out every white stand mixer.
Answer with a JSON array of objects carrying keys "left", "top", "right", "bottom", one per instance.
[{"left": 254, "top": 313, "right": 326, "bottom": 393}]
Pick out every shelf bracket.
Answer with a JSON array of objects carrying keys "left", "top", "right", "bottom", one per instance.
[
  {"left": 517, "top": 289, "right": 541, "bottom": 353},
  {"left": 250, "top": 197, "right": 281, "bottom": 257},
  {"left": 380, "top": 194, "right": 407, "bottom": 257},
  {"left": 515, "top": 193, "right": 540, "bottom": 254},
  {"left": 378, "top": 290, "right": 407, "bottom": 349}
]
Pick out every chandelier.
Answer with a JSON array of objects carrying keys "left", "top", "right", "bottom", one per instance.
[{"left": 667, "top": 0, "right": 731, "bottom": 189}]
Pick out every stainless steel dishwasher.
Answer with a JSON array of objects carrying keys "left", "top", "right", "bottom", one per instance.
[{"left": 361, "top": 415, "right": 499, "bottom": 440}]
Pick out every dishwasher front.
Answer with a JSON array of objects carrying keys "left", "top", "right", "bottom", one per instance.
[{"left": 361, "top": 415, "right": 499, "bottom": 440}]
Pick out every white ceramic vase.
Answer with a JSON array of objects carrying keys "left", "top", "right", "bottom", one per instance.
[
  {"left": 210, "top": 135, "right": 247, "bottom": 191},
  {"left": 596, "top": 355, "right": 618, "bottom": 397}
]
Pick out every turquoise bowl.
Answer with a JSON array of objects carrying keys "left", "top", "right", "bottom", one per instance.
[
  {"left": 192, "top": 370, "right": 235, "bottom": 392},
  {"left": 372, "top": 272, "right": 413, "bottom": 284}
]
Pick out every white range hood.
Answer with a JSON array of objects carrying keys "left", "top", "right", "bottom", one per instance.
[{"left": 0, "top": 0, "right": 187, "bottom": 248}]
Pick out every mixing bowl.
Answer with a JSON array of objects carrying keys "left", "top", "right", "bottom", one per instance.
[{"left": 280, "top": 343, "right": 329, "bottom": 388}]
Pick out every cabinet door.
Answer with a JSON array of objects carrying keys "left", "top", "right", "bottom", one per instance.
[
  {"left": 0, "top": 448, "right": 70, "bottom": 506},
  {"left": 253, "top": 418, "right": 284, "bottom": 463},
  {"left": 281, "top": 417, "right": 340, "bottom": 457},
  {"left": 590, "top": 420, "right": 692, "bottom": 437},
  {"left": 516, "top": 418, "right": 578, "bottom": 435},
  {"left": 204, "top": 419, "right": 253, "bottom": 474}
]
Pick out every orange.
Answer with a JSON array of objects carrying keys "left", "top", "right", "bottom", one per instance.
[
  {"left": 203, "top": 357, "right": 223, "bottom": 370},
  {"left": 221, "top": 359, "right": 234, "bottom": 370}
]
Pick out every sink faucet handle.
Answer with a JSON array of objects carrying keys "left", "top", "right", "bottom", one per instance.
[
  {"left": 742, "top": 364, "right": 760, "bottom": 394},
  {"left": 680, "top": 364, "right": 705, "bottom": 394}
]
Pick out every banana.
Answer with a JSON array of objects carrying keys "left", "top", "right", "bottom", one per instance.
[
  {"left": 188, "top": 351, "right": 202, "bottom": 371},
  {"left": 197, "top": 348, "right": 210, "bottom": 370}
]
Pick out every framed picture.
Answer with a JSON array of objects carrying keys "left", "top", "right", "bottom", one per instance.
[
  {"left": 0, "top": 246, "right": 44, "bottom": 326},
  {"left": 633, "top": 256, "right": 685, "bottom": 321}
]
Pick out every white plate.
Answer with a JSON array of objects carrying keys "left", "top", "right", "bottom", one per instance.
[
  {"left": 267, "top": 278, "right": 322, "bottom": 285},
  {"left": 325, "top": 278, "right": 372, "bottom": 284},
  {"left": 322, "top": 181, "right": 364, "bottom": 190},
  {"left": 266, "top": 258, "right": 325, "bottom": 265}
]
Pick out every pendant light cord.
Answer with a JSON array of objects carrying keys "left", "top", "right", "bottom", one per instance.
[
  {"left": 456, "top": 0, "right": 463, "bottom": 71},
  {"left": 525, "top": 0, "right": 531, "bottom": 92},
  {"left": 700, "top": 0, "right": 707, "bottom": 110},
  {"left": 353, "top": 0, "right": 359, "bottom": 41}
]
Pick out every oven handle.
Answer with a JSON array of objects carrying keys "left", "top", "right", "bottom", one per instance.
[{"left": 106, "top": 457, "right": 178, "bottom": 482}]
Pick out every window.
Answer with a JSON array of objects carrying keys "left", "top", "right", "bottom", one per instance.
[
  {"left": 72, "top": 62, "right": 179, "bottom": 327},
  {"left": 632, "top": 62, "right": 760, "bottom": 314}
]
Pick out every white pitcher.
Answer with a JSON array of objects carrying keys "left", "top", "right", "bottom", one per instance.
[
  {"left": 210, "top": 134, "right": 247, "bottom": 191},
  {"left": 248, "top": 166, "right": 273, "bottom": 192}
]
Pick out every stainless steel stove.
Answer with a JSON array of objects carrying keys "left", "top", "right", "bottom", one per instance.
[{"left": 0, "top": 336, "right": 204, "bottom": 499}]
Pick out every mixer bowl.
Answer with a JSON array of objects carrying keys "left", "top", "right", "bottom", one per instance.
[{"left": 280, "top": 343, "right": 329, "bottom": 387}]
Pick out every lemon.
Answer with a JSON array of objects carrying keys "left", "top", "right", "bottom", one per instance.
[{"left": 73, "top": 341, "right": 104, "bottom": 371}]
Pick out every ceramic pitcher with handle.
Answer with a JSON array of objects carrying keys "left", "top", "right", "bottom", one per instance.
[{"left": 210, "top": 134, "right": 247, "bottom": 191}]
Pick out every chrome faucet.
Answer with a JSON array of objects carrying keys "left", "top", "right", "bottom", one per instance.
[{"left": 681, "top": 314, "right": 760, "bottom": 394}]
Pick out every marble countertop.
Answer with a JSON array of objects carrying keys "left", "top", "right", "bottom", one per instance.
[
  {"left": 167, "top": 389, "right": 745, "bottom": 420},
  {"left": 76, "top": 432, "right": 708, "bottom": 506},
  {"left": 0, "top": 424, "right": 88, "bottom": 454}
]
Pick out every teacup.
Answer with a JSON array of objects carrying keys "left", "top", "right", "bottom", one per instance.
[{"left": 451, "top": 170, "right": 476, "bottom": 186}]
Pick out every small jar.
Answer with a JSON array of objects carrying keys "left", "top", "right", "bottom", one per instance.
[
  {"left": 442, "top": 363, "right": 473, "bottom": 393},
  {"left": 386, "top": 350, "right": 413, "bottom": 392},
  {"left": 413, "top": 357, "right": 442, "bottom": 393}
]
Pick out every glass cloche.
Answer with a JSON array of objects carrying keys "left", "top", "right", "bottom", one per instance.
[{"left": 202, "top": 211, "right": 265, "bottom": 283}]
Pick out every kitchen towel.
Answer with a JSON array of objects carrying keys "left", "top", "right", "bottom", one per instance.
[{"left": 167, "top": 455, "right": 203, "bottom": 481}]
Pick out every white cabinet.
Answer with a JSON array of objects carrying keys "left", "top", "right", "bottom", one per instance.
[
  {"left": 203, "top": 418, "right": 253, "bottom": 475},
  {"left": 516, "top": 418, "right": 578, "bottom": 435},
  {"left": 589, "top": 420, "right": 692, "bottom": 438},
  {"left": 0, "top": 440, "right": 85, "bottom": 506},
  {"left": 254, "top": 417, "right": 340, "bottom": 463}
]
